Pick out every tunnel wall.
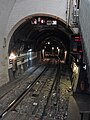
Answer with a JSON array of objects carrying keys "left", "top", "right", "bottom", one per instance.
[
  {"left": 0, "top": 0, "right": 16, "bottom": 86},
  {"left": 8, "top": 51, "right": 40, "bottom": 81},
  {"left": 79, "top": 0, "right": 90, "bottom": 84},
  {"left": 6, "top": 0, "right": 67, "bottom": 35}
]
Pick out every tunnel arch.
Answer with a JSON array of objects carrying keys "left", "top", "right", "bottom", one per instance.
[
  {"left": 7, "top": 13, "right": 73, "bottom": 42},
  {"left": 6, "top": 13, "right": 85, "bottom": 86},
  {"left": 7, "top": 14, "right": 73, "bottom": 55},
  {"left": 39, "top": 36, "right": 66, "bottom": 51},
  {"left": 7, "top": 13, "right": 75, "bottom": 81}
]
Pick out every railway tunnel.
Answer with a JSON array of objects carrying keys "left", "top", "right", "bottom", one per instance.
[
  {"left": 8, "top": 15, "right": 74, "bottom": 80},
  {"left": 0, "top": 0, "right": 90, "bottom": 120},
  {"left": 1, "top": 15, "right": 81, "bottom": 120}
]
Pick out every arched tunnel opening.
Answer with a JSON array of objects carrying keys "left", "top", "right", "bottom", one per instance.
[
  {"left": 8, "top": 16, "right": 72, "bottom": 63},
  {"left": 8, "top": 15, "right": 88, "bottom": 93}
]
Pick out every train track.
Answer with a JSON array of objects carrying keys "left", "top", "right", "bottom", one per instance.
[
  {"left": 0, "top": 59, "right": 71, "bottom": 120},
  {"left": 0, "top": 60, "right": 50, "bottom": 100},
  {"left": 39, "top": 61, "right": 61, "bottom": 120},
  {"left": 0, "top": 60, "right": 55, "bottom": 119},
  {"left": 0, "top": 64, "right": 41, "bottom": 100}
]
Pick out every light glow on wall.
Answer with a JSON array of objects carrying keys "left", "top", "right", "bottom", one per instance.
[{"left": 9, "top": 52, "right": 16, "bottom": 60}]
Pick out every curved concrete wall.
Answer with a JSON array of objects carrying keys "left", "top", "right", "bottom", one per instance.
[
  {"left": 79, "top": 0, "right": 90, "bottom": 82},
  {"left": 0, "top": 0, "right": 16, "bottom": 86},
  {"left": 6, "top": 0, "right": 67, "bottom": 35}
]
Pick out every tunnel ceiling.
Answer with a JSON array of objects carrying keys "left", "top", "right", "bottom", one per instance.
[{"left": 9, "top": 16, "right": 73, "bottom": 54}]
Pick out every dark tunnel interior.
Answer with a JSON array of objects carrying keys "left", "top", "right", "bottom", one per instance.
[{"left": 8, "top": 16, "right": 73, "bottom": 56}]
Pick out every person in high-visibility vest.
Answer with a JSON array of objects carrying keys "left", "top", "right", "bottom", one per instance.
[{"left": 72, "top": 62, "right": 79, "bottom": 92}]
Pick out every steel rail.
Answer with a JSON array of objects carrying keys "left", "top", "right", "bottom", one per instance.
[
  {"left": 0, "top": 62, "right": 50, "bottom": 119},
  {"left": 40, "top": 62, "right": 61, "bottom": 120}
]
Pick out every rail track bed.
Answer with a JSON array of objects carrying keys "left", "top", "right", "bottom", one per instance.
[{"left": 0, "top": 60, "right": 72, "bottom": 120}]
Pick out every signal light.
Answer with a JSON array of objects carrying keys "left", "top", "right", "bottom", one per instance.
[
  {"left": 75, "top": 36, "right": 80, "bottom": 39},
  {"left": 79, "top": 50, "right": 83, "bottom": 53},
  {"left": 74, "top": 36, "right": 81, "bottom": 42},
  {"left": 74, "top": 39, "right": 81, "bottom": 42},
  {"left": 71, "top": 34, "right": 81, "bottom": 42},
  {"left": 41, "top": 19, "right": 44, "bottom": 24},
  {"left": 33, "top": 19, "right": 37, "bottom": 24}
]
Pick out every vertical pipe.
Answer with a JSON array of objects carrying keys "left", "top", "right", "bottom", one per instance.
[
  {"left": 66, "top": 0, "right": 68, "bottom": 25},
  {"left": 67, "top": 0, "right": 72, "bottom": 27}
]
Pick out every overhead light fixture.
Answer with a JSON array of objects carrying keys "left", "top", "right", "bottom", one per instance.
[
  {"left": 48, "top": 42, "right": 50, "bottom": 44},
  {"left": 52, "top": 47, "right": 54, "bottom": 50},
  {"left": 57, "top": 47, "right": 59, "bottom": 50},
  {"left": 41, "top": 19, "right": 44, "bottom": 24},
  {"left": 34, "top": 19, "right": 37, "bottom": 24},
  {"left": 28, "top": 49, "right": 32, "bottom": 52}
]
